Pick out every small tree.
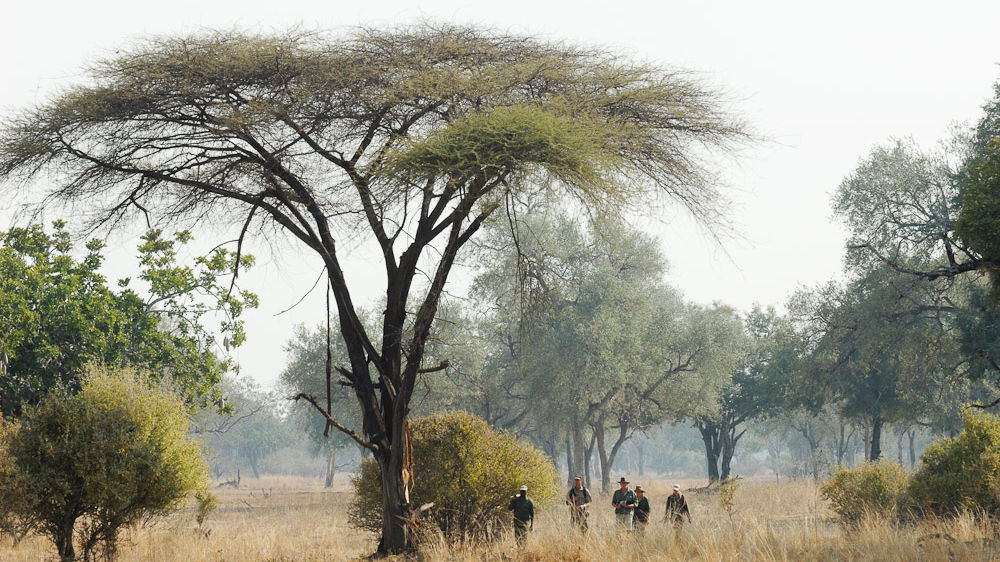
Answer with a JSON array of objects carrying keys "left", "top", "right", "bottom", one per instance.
[
  {"left": 820, "top": 462, "right": 909, "bottom": 524},
  {"left": 908, "top": 408, "right": 1000, "bottom": 517},
  {"left": 350, "top": 411, "right": 558, "bottom": 541},
  {"left": 0, "top": 365, "right": 208, "bottom": 561}
]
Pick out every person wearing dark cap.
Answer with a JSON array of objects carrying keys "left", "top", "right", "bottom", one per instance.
[
  {"left": 566, "top": 475, "right": 592, "bottom": 532},
  {"left": 611, "top": 477, "right": 637, "bottom": 531},
  {"left": 508, "top": 484, "right": 534, "bottom": 543},
  {"left": 634, "top": 486, "right": 651, "bottom": 535},
  {"left": 664, "top": 484, "right": 691, "bottom": 529}
]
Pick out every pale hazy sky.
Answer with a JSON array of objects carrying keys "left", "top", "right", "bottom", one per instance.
[{"left": 3, "top": 1, "right": 999, "bottom": 388}]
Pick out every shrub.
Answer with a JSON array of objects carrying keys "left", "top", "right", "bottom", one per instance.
[
  {"left": 350, "top": 411, "right": 558, "bottom": 541},
  {"left": 820, "top": 461, "right": 909, "bottom": 524},
  {"left": 0, "top": 365, "right": 208, "bottom": 562},
  {"left": 908, "top": 408, "right": 1000, "bottom": 517}
]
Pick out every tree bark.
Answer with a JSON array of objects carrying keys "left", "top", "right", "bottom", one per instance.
[
  {"left": 248, "top": 450, "right": 261, "bottom": 479},
  {"left": 376, "top": 424, "right": 413, "bottom": 554},
  {"left": 868, "top": 415, "right": 883, "bottom": 461},
  {"left": 325, "top": 447, "right": 337, "bottom": 488},
  {"left": 571, "top": 420, "right": 586, "bottom": 486},
  {"left": 907, "top": 429, "right": 917, "bottom": 469},
  {"left": 696, "top": 421, "right": 722, "bottom": 484},
  {"left": 56, "top": 516, "right": 76, "bottom": 562},
  {"left": 565, "top": 432, "right": 574, "bottom": 485}
]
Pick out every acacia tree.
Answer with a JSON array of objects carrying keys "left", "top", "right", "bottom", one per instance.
[{"left": 0, "top": 26, "right": 746, "bottom": 552}]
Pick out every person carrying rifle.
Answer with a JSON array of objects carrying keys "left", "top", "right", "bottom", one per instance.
[
  {"left": 664, "top": 484, "right": 692, "bottom": 530},
  {"left": 508, "top": 485, "right": 534, "bottom": 544},
  {"left": 566, "top": 475, "right": 592, "bottom": 532}
]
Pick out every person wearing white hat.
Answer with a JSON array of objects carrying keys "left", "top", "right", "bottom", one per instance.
[
  {"left": 508, "top": 484, "right": 534, "bottom": 543},
  {"left": 664, "top": 484, "right": 691, "bottom": 529}
]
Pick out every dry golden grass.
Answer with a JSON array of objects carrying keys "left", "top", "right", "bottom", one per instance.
[{"left": 2, "top": 474, "right": 999, "bottom": 560}]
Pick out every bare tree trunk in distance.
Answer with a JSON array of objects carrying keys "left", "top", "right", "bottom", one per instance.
[{"left": 325, "top": 447, "right": 337, "bottom": 488}]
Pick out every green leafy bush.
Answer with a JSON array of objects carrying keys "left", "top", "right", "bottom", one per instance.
[
  {"left": 820, "top": 461, "right": 909, "bottom": 524},
  {"left": 0, "top": 365, "right": 208, "bottom": 562},
  {"left": 908, "top": 409, "right": 1000, "bottom": 517},
  {"left": 350, "top": 411, "right": 558, "bottom": 540}
]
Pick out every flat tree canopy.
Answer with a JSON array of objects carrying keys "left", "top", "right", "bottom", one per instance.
[{"left": 0, "top": 24, "right": 747, "bottom": 553}]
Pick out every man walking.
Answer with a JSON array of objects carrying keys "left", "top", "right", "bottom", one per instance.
[
  {"left": 634, "top": 485, "right": 650, "bottom": 535},
  {"left": 664, "top": 484, "right": 691, "bottom": 529},
  {"left": 611, "top": 477, "right": 638, "bottom": 532},
  {"left": 508, "top": 484, "right": 534, "bottom": 543},
  {"left": 566, "top": 475, "right": 592, "bottom": 532}
]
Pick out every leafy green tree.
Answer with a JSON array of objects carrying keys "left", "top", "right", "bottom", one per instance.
[
  {"left": 799, "top": 268, "right": 956, "bottom": 461},
  {"left": 471, "top": 212, "right": 735, "bottom": 490},
  {"left": 0, "top": 26, "right": 747, "bottom": 552},
  {"left": 692, "top": 306, "right": 792, "bottom": 483},
  {"left": 955, "top": 81, "right": 1000, "bottom": 294},
  {"left": 0, "top": 223, "right": 255, "bottom": 418},
  {"left": 0, "top": 365, "right": 208, "bottom": 562},
  {"left": 350, "top": 411, "right": 558, "bottom": 541}
]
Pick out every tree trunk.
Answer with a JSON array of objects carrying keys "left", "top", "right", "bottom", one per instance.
[
  {"left": 868, "top": 415, "right": 883, "bottom": 462},
  {"left": 696, "top": 421, "right": 722, "bottom": 484},
  {"left": 56, "top": 517, "right": 76, "bottom": 562},
  {"left": 720, "top": 425, "right": 744, "bottom": 482},
  {"left": 325, "top": 447, "right": 337, "bottom": 488},
  {"left": 565, "top": 432, "right": 574, "bottom": 485},
  {"left": 376, "top": 435, "right": 412, "bottom": 554},
  {"left": 907, "top": 429, "right": 917, "bottom": 469},
  {"left": 594, "top": 420, "right": 611, "bottom": 494},
  {"left": 896, "top": 426, "right": 905, "bottom": 465},
  {"left": 248, "top": 451, "right": 261, "bottom": 479}
]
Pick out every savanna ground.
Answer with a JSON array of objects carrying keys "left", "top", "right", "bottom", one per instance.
[{"left": 1, "top": 475, "right": 997, "bottom": 561}]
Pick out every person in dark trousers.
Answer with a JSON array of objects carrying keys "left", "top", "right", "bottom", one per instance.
[
  {"left": 611, "top": 477, "right": 638, "bottom": 532},
  {"left": 634, "top": 486, "right": 650, "bottom": 535},
  {"left": 566, "top": 475, "right": 592, "bottom": 532},
  {"left": 664, "top": 484, "right": 691, "bottom": 530},
  {"left": 508, "top": 485, "right": 534, "bottom": 543}
]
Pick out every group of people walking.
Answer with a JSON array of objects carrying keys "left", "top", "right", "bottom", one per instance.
[{"left": 508, "top": 476, "right": 691, "bottom": 542}]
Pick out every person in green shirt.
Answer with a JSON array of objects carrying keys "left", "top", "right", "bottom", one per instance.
[
  {"left": 611, "top": 477, "right": 637, "bottom": 531},
  {"left": 508, "top": 485, "right": 534, "bottom": 543}
]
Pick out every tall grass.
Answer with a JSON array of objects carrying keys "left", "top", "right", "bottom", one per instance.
[{"left": 1, "top": 475, "right": 997, "bottom": 560}]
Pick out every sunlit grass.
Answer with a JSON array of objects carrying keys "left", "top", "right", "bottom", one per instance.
[{"left": 2, "top": 475, "right": 998, "bottom": 560}]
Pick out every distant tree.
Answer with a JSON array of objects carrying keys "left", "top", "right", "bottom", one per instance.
[
  {"left": 0, "top": 222, "right": 255, "bottom": 418},
  {"left": 279, "top": 322, "right": 362, "bottom": 487},
  {"left": 834, "top": 137, "right": 1000, "bottom": 408},
  {"left": 0, "top": 26, "right": 747, "bottom": 552},
  {"left": 0, "top": 365, "right": 208, "bottom": 562},
  {"left": 800, "top": 268, "right": 956, "bottom": 461},
  {"left": 692, "top": 306, "right": 791, "bottom": 483},
  {"left": 195, "top": 376, "right": 293, "bottom": 479},
  {"left": 472, "top": 212, "right": 735, "bottom": 490}
]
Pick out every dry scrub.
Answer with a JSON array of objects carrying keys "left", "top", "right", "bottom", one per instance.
[{"left": 2, "top": 475, "right": 998, "bottom": 560}]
